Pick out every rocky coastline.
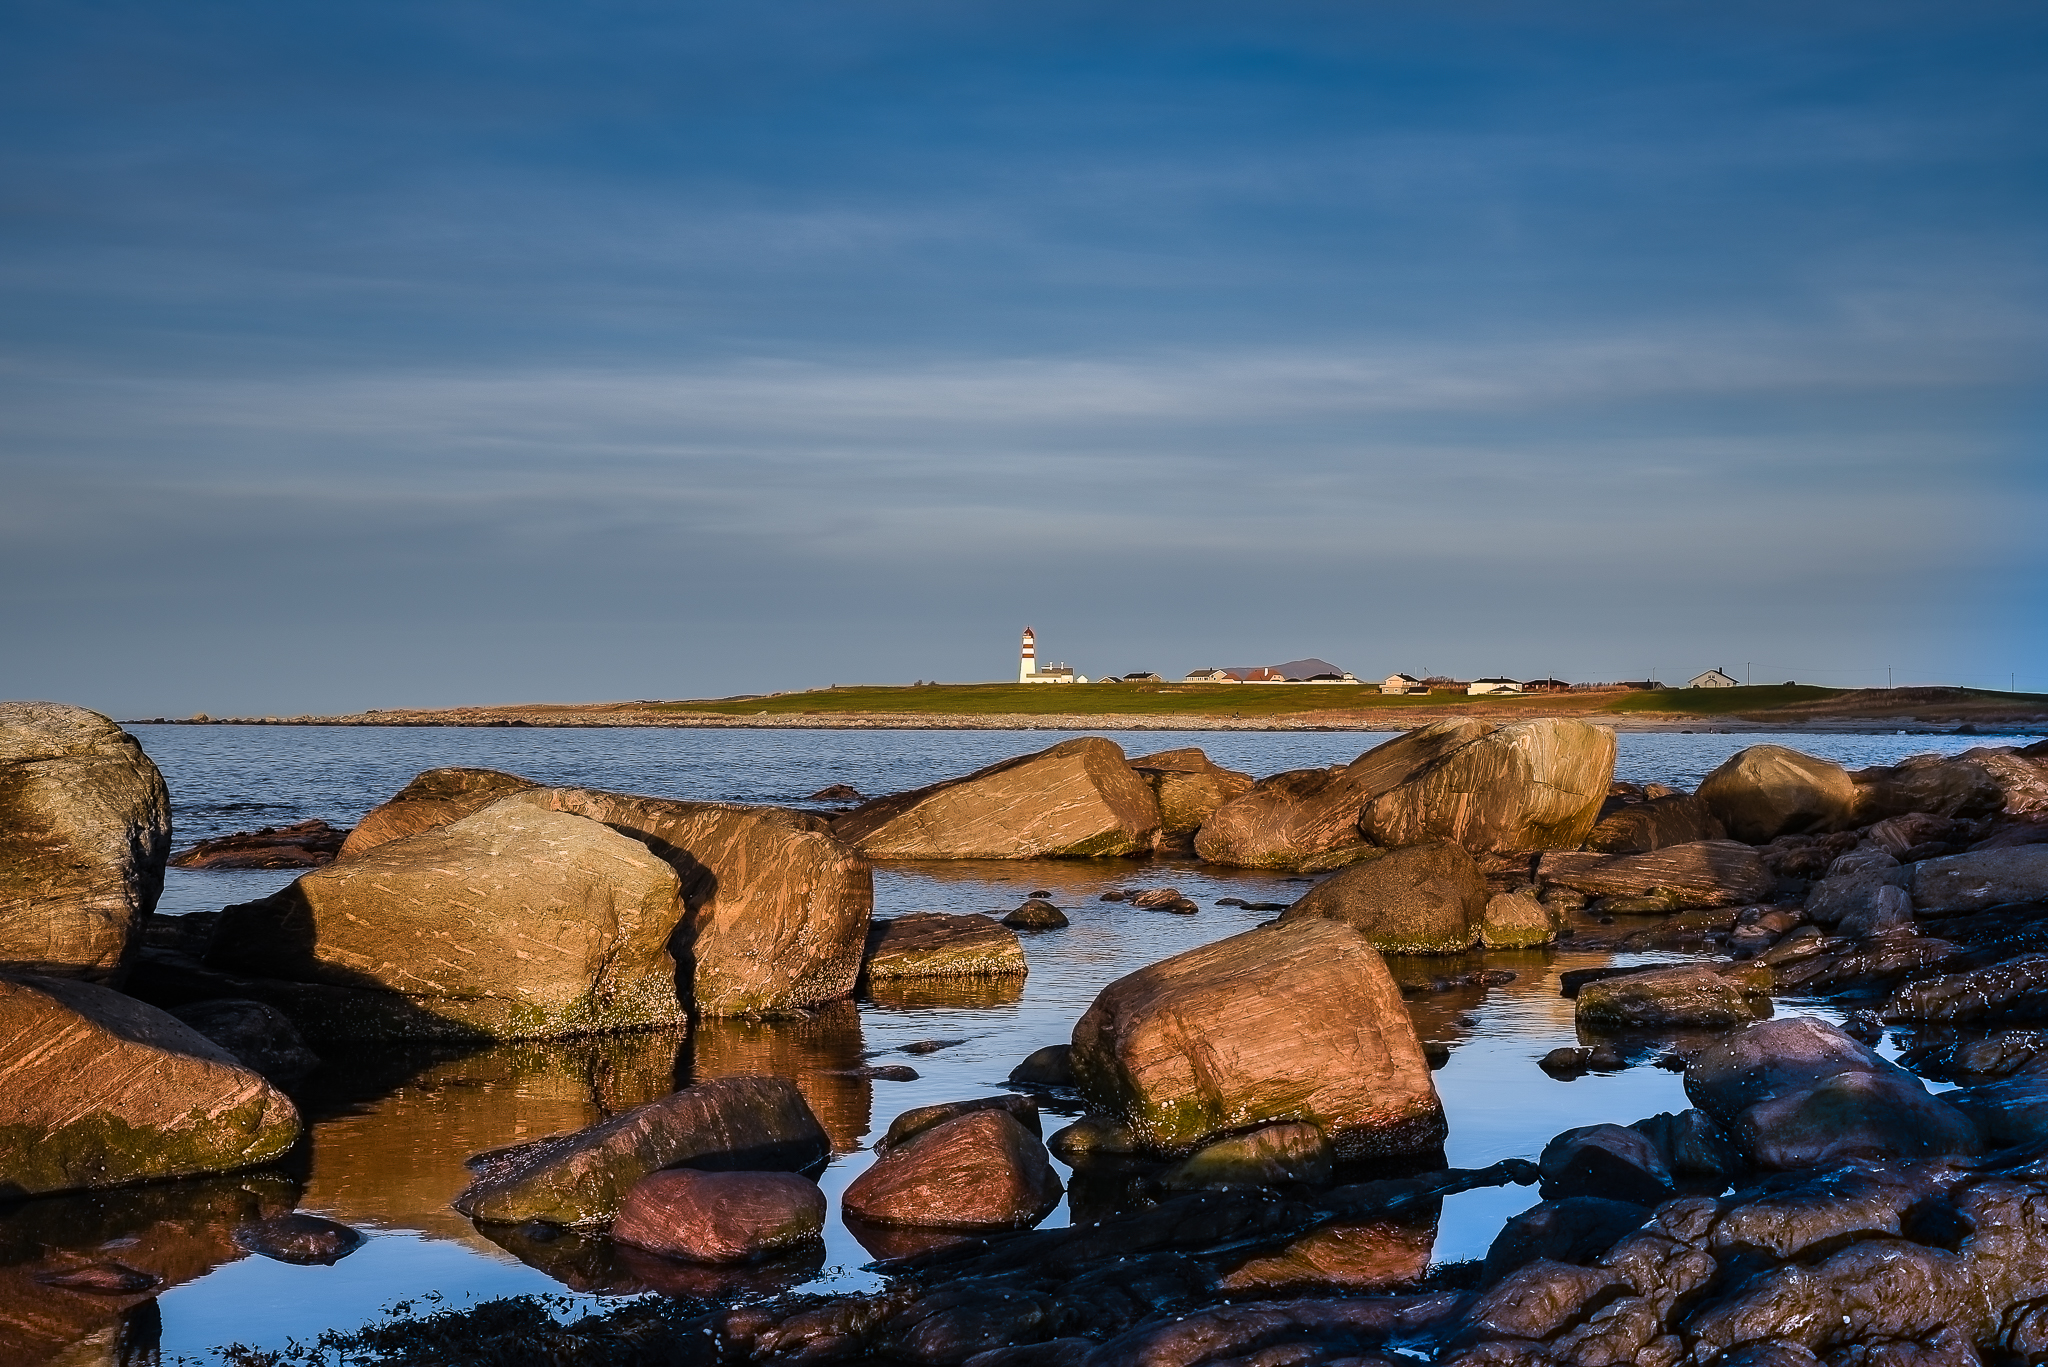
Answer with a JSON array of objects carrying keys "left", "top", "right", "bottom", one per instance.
[{"left": 8, "top": 699, "right": 2048, "bottom": 1365}]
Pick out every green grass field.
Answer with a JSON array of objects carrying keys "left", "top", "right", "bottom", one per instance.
[{"left": 1604, "top": 684, "right": 1846, "bottom": 714}]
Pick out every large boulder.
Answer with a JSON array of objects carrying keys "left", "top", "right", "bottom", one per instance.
[
  {"left": 1069, "top": 918, "right": 1445, "bottom": 1158},
  {"left": 0, "top": 974, "right": 301, "bottom": 1194},
  {"left": 831, "top": 737, "right": 1161, "bottom": 859},
  {"left": 1535, "top": 840, "right": 1773, "bottom": 908},
  {"left": 611, "top": 1169, "right": 826, "bottom": 1264},
  {"left": 1194, "top": 721, "right": 1492, "bottom": 870},
  {"left": 1584, "top": 792, "right": 1726, "bottom": 854},
  {"left": 841, "top": 1108, "right": 1062, "bottom": 1230},
  {"left": 1278, "top": 841, "right": 1486, "bottom": 954},
  {"left": 1129, "top": 748, "right": 1255, "bottom": 856},
  {"left": 1909, "top": 846, "right": 2048, "bottom": 913},
  {"left": 501, "top": 787, "right": 871, "bottom": 1017},
  {"left": 205, "top": 800, "right": 686, "bottom": 1041},
  {"left": 452, "top": 1074, "right": 829, "bottom": 1226},
  {"left": 1685, "top": 1017, "right": 1979, "bottom": 1169},
  {"left": 0, "top": 702, "right": 171, "bottom": 983},
  {"left": 1697, "top": 746, "right": 1857, "bottom": 843},
  {"left": 336, "top": 766, "right": 540, "bottom": 858},
  {"left": 1361, "top": 719, "right": 1617, "bottom": 854}
]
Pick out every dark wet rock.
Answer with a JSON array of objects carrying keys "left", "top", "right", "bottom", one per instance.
[
  {"left": 1586, "top": 790, "right": 1727, "bottom": 854},
  {"left": 1158, "top": 1122, "right": 1335, "bottom": 1190},
  {"left": 1912, "top": 847, "right": 2048, "bottom": 913},
  {"left": 1070, "top": 918, "right": 1445, "bottom": 1159},
  {"left": 1944, "top": 1073, "right": 2048, "bottom": 1147},
  {"left": 832, "top": 737, "right": 1162, "bottom": 859},
  {"left": 1854, "top": 750, "right": 2034, "bottom": 823},
  {"left": 170, "top": 819, "right": 348, "bottom": 871},
  {"left": 1541, "top": 1046, "right": 1595, "bottom": 1077},
  {"left": 1003, "top": 899, "right": 1069, "bottom": 929},
  {"left": 208, "top": 800, "right": 689, "bottom": 1040},
  {"left": 1539, "top": 1124, "right": 1675, "bottom": 1207},
  {"left": 1480, "top": 1196, "right": 1652, "bottom": 1284},
  {"left": 1574, "top": 962, "right": 1772, "bottom": 1030},
  {"left": 808, "top": 784, "right": 866, "bottom": 802},
  {"left": 1099, "top": 890, "right": 1129, "bottom": 902},
  {"left": 1836, "top": 883, "right": 1916, "bottom": 939},
  {"left": 611, "top": 1168, "right": 825, "bottom": 1264},
  {"left": 1698, "top": 745, "right": 1859, "bottom": 843},
  {"left": 1081, "top": 1293, "right": 1467, "bottom": 1366},
  {"left": 1707, "top": 1166, "right": 1949, "bottom": 1262},
  {"left": 167, "top": 998, "right": 320, "bottom": 1085},
  {"left": 231, "top": 1212, "right": 365, "bottom": 1265},
  {"left": 1686, "top": 1018, "right": 1981, "bottom": 1169},
  {"left": 901, "top": 1037, "right": 969, "bottom": 1054},
  {"left": 1213, "top": 1212, "right": 1438, "bottom": 1294},
  {"left": 1867, "top": 812, "right": 1977, "bottom": 860},
  {"left": 0, "top": 702, "right": 171, "bottom": 983},
  {"left": 1687, "top": 1237, "right": 1973, "bottom": 1361},
  {"left": 1280, "top": 840, "right": 1487, "bottom": 954},
  {"left": 1460, "top": 1257, "right": 1629, "bottom": 1342},
  {"left": 1131, "top": 887, "right": 1200, "bottom": 914},
  {"left": 1806, "top": 855, "right": 1911, "bottom": 928},
  {"left": 1901, "top": 1028, "right": 2048, "bottom": 1080},
  {"left": 1884, "top": 953, "right": 2048, "bottom": 1025},
  {"left": 1128, "top": 748, "right": 1255, "bottom": 857},
  {"left": 1770, "top": 932, "right": 1957, "bottom": 998},
  {"left": 0, "top": 974, "right": 300, "bottom": 1194},
  {"left": 830, "top": 1063, "right": 920, "bottom": 1081},
  {"left": 1009, "top": 1044, "right": 1074, "bottom": 1087},
  {"left": 1629, "top": 1109, "right": 1743, "bottom": 1182},
  {"left": 452, "top": 1074, "right": 829, "bottom": 1225},
  {"left": 864, "top": 913, "right": 1028, "bottom": 979},
  {"left": 1047, "top": 1115, "right": 1144, "bottom": 1159},
  {"left": 879, "top": 1094, "right": 1042, "bottom": 1152},
  {"left": 336, "top": 766, "right": 539, "bottom": 858},
  {"left": 34, "top": 1262, "right": 161, "bottom": 1293},
  {"left": 843, "top": 1108, "right": 1063, "bottom": 1230}
]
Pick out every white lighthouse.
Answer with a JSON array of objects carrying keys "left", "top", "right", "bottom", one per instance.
[{"left": 1019, "top": 626, "right": 1036, "bottom": 682}]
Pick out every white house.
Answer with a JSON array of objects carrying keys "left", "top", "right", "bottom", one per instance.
[
  {"left": 1183, "top": 668, "right": 1231, "bottom": 682},
  {"left": 1018, "top": 627, "right": 1087, "bottom": 683},
  {"left": 1382, "top": 674, "right": 1428, "bottom": 695},
  {"left": 1688, "top": 669, "right": 1740, "bottom": 689},
  {"left": 1467, "top": 677, "right": 1525, "bottom": 696}
]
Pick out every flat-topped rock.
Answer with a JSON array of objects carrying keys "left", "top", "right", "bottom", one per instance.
[
  {"left": 862, "top": 913, "right": 1027, "bottom": 979},
  {"left": 1537, "top": 839, "right": 1773, "bottom": 908},
  {"left": 832, "top": 737, "right": 1160, "bottom": 859},
  {"left": 0, "top": 702, "right": 172, "bottom": 983}
]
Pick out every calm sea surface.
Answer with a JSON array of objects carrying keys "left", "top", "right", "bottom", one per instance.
[{"left": 73, "top": 726, "right": 2042, "bottom": 1361}]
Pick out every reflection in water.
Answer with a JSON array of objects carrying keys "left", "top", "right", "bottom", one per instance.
[
  {"left": 1217, "top": 1206, "right": 1439, "bottom": 1293},
  {"left": 863, "top": 977, "right": 1026, "bottom": 1011},
  {"left": 839, "top": 1212, "right": 982, "bottom": 1264},
  {"left": 299, "top": 1032, "right": 685, "bottom": 1247},
  {"left": 480, "top": 1221, "right": 824, "bottom": 1299},
  {"left": 687, "top": 1001, "right": 872, "bottom": 1153},
  {"left": 0, "top": 1172, "right": 296, "bottom": 1367}
]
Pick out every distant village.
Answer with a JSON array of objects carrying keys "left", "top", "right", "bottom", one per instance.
[{"left": 1014, "top": 627, "right": 1743, "bottom": 695}]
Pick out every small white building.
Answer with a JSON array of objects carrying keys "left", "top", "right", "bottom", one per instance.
[
  {"left": 1382, "top": 674, "right": 1428, "bottom": 695},
  {"left": 1183, "top": 668, "right": 1230, "bottom": 683},
  {"left": 1467, "top": 677, "right": 1525, "bottom": 696},
  {"left": 1689, "top": 669, "right": 1740, "bottom": 689}
]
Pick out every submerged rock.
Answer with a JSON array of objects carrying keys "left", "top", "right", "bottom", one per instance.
[
  {"left": 1009, "top": 1044, "right": 1074, "bottom": 1087},
  {"left": 863, "top": 913, "right": 1027, "bottom": 979},
  {"left": 0, "top": 702, "right": 172, "bottom": 983},
  {"left": 1069, "top": 918, "right": 1446, "bottom": 1158},
  {"left": 1001, "top": 898, "right": 1069, "bottom": 929},
  {"left": 452, "top": 1074, "right": 829, "bottom": 1226},
  {"left": 1158, "top": 1122, "right": 1335, "bottom": 1190},
  {"left": 232, "top": 1212, "right": 365, "bottom": 1265},
  {"left": 832, "top": 737, "right": 1161, "bottom": 859},
  {"left": 0, "top": 974, "right": 300, "bottom": 1194},
  {"left": 1279, "top": 840, "right": 1487, "bottom": 954}
]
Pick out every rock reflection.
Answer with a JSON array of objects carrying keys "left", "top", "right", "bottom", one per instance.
[
  {"left": 480, "top": 1222, "right": 824, "bottom": 1299},
  {"left": 686, "top": 1001, "right": 872, "bottom": 1153},
  {"left": 1217, "top": 1205, "right": 1439, "bottom": 1293},
  {"left": 0, "top": 1172, "right": 296, "bottom": 1367},
  {"left": 840, "top": 1212, "right": 983, "bottom": 1264},
  {"left": 298, "top": 1032, "right": 685, "bottom": 1246},
  {"left": 863, "top": 977, "right": 1025, "bottom": 1011}
]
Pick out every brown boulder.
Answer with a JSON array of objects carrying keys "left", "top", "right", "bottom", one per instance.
[
  {"left": 0, "top": 702, "right": 171, "bottom": 983},
  {"left": 1195, "top": 721, "right": 1491, "bottom": 870},
  {"left": 841, "top": 1108, "right": 1062, "bottom": 1230},
  {"left": 1584, "top": 793, "right": 1726, "bottom": 854},
  {"left": 612, "top": 1169, "right": 826, "bottom": 1264},
  {"left": 206, "top": 800, "right": 686, "bottom": 1041},
  {"left": 877, "top": 1094, "right": 1040, "bottom": 1152},
  {"left": 336, "top": 766, "right": 539, "bottom": 858},
  {"left": 831, "top": 737, "right": 1160, "bottom": 859},
  {"left": 1697, "top": 745, "right": 1857, "bottom": 843},
  {"left": 453, "top": 1074, "right": 829, "bottom": 1226},
  {"left": 1279, "top": 841, "right": 1486, "bottom": 954},
  {"left": 863, "top": 913, "right": 1026, "bottom": 979},
  {"left": 1536, "top": 840, "right": 1773, "bottom": 908},
  {"left": 1910, "top": 846, "right": 2048, "bottom": 913},
  {"left": 1362, "top": 719, "right": 1617, "bottom": 854},
  {"left": 1480, "top": 890, "right": 1555, "bottom": 949},
  {"left": 1069, "top": 918, "right": 1445, "bottom": 1158},
  {"left": 502, "top": 787, "right": 871, "bottom": 1017},
  {"left": 170, "top": 819, "right": 348, "bottom": 871},
  {"left": 0, "top": 974, "right": 300, "bottom": 1195},
  {"left": 1853, "top": 747, "right": 2048, "bottom": 822},
  {"left": 1129, "top": 748, "right": 1254, "bottom": 855}
]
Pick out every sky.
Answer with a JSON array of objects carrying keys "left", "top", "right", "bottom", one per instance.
[{"left": 2, "top": 1, "right": 2043, "bottom": 716}]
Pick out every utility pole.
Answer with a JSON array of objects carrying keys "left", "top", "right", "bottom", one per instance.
[
  {"left": 1746, "top": 662, "right": 1751, "bottom": 687},
  {"left": 1888, "top": 667, "right": 1893, "bottom": 690}
]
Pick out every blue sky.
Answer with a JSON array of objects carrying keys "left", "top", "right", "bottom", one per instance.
[{"left": 2, "top": 1, "right": 2043, "bottom": 714}]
